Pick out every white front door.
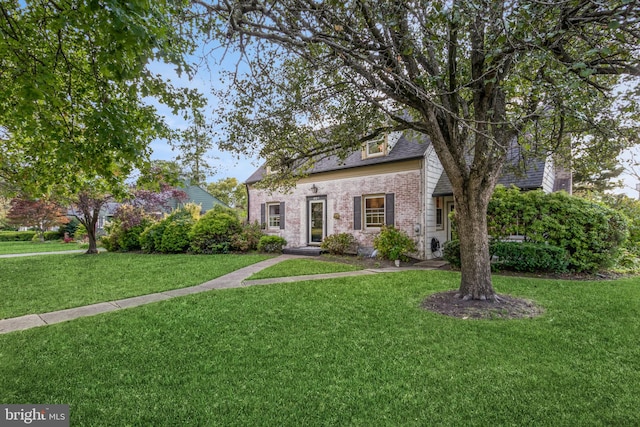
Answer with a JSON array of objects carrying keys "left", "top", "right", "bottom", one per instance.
[{"left": 308, "top": 199, "right": 326, "bottom": 245}]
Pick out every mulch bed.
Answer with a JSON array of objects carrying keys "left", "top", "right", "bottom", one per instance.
[{"left": 421, "top": 290, "right": 544, "bottom": 319}]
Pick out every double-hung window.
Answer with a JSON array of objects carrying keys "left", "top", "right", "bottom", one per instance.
[
  {"left": 267, "top": 203, "right": 281, "bottom": 229},
  {"left": 364, "top": 195, "right": 385, "bottom": 229}
]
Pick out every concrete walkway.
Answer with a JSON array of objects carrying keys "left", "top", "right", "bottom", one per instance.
[
  {"left": 0, "top": 255, "right": 437, "bottom": 335},
  {"left": 0, "top": 248, "right": 106, "bottom": 258}
]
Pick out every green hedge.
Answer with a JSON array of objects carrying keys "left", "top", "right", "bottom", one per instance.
[
  {"left": 491, "top": 241, "right": 568, "bottom": 273},
  {"left": 486, "top": 187, "right": 628, "bottom": 272},
  {"left": 443, "top": 239, "right": 569, "bottom": 273},
  {"left": 33, "top": 231, "right": 63, "bottom": 241},
  {"left": 0, "top": 231, "right": 37, "bottom": 241}
]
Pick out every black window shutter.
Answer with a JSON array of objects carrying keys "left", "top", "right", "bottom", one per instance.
[
  {"left": 353, "top": 196, "right": 362, "bottom": 230},
  {"left": 385, "top": 193, "right": 395, "bottom": 226},
  {"left": 260, "top": 203, "right": 266, "bottom": 227},
  {"left": 279, "top": 202, "right": 285, "bottom": 229}
]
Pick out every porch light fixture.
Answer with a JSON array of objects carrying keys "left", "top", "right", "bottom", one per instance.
[{"left": 311, "top": 184, "right": 318, "bottom": 194}]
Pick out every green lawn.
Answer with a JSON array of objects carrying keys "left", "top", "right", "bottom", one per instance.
[
  {"left": 1, "top": 271, "right": 639, "bottom": 425},
  {"left": 0, "top": 253, "right": 271, "bottom": 319},
  {"left": 0, "top": 241, "right": 85, "bottom": 255},
  {"left": 247, "top": 258, "right": 362, "bottom": 280}
]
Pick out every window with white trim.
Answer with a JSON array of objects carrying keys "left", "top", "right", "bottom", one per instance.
[
  {"left": 364, "top": 195, "right": 385, "bottom": 228},
  {"left": 363, "top": 136, "right": 387, "bottom": 158},
  {"left": 267, "top": 203, "right": 281, "bottom": 228}
]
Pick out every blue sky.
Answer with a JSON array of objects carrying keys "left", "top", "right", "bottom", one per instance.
[
  {"left": 149, "top": 52, "right": 639, "bottom": 197},
  {"left": 148, "top": 53, "right": 261, "bottom": 185}
]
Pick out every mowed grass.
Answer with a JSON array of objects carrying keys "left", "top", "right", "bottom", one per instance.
[
  {"left": 247, "top": 258, "right": 362, "bottom": 280},
  {"left": 0, "top": 241, "right": 85, "bottom": 255},
  {"left": 1, "top": 271, "right": 640, "bottom": 426},
  {"left": 0, "top": 253, "right": 271, "bottom": 319}
]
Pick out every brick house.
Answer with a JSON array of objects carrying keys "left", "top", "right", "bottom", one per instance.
[{"left": 245, "top": 132, "right": 570, "bottom": 259}]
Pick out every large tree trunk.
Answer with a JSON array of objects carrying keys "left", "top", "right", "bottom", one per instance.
[
  {"left": 453, "top": 184, "right": 496, "bottom": 301},
  {"left": 85, "top": 222, "right": 99, "bottom": 254}
]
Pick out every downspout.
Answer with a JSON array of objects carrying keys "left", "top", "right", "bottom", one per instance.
[{"left": 245, "top": 183, "right": 250, "bottom": 223}]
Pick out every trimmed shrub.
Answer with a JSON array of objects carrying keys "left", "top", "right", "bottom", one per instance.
[
  {"left": 443, "top": 239, "right": 569, "bottom": 273},
  {"left": 159, "top": 218, "right": 194, "bottom": 253},
  {"left": 373, "top": 225, "right": 417, "bottom": 261},
  {"left": 44, "top": 230, "right": 63, "bottom": 240},
  {"left": 31, "top": 231, "right": 62, "bottom": 241},
  {"left": 321, "top": 233, "right": 358, "bottom": 255},
  {"left": 139, "top": 222, "right": 166, "bottom": 253},
  {"left": 258, "top": 235, "right": 287, "bottom": 253},
  {"left": 0, "top": 231, "right": 37, "bottom": 241},
  {"left": 139, "top": 208, "right": 198, "bottom": 254},
  {"left": 190, "top": 206, "right": 242, "bottom": 254},
  {"left": 491, "top": 241, "right": 568, "bottom": 273}
]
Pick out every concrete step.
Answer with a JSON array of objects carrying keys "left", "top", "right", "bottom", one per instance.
[{"left": 283, "top": 246, "right": 323, "bottom": 256}]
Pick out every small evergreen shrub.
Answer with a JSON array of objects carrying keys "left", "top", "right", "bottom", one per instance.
[
  {"left": 0, "top": 231, "right": 37, "bottom": 241},
  {"left": 258, "top": 235, "right": 287, "bottom": 253},
  {"left": 139, "top": 222, "right": 166, "bottom": 253},
  {"left": 373, "top": 225, "right": 417, "bottom": 261},
  {"left": 443, "top": 239, "right": 569, "bottom": 273},
  {"left": 443, "top": 240, "right": 462, "bottom": 268},
  {"left": 60, "top": 218, "right": 80, "bottom": 238},
  {"left": 491, "top": 241, "right": 568, "bottom": 273},
  {"left": 190, "top": 206, "right": 242, "bottom": 254},
  {"left": 140, "top": 208, "right": 198, "bottom": 254},
  {"left": 159, "top": 219, "right": 194, "bottom": 253},
  {"left": 321, "top": 233, "right": 358, "bottom": 255}
]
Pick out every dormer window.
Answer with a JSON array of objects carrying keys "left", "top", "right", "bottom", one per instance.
[{"left": 363, "top": 135, "right": 387, "bottom": 159}]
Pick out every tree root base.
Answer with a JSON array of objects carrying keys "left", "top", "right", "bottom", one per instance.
[{"left": 423, "top": 290, "right": 543, "bottom": 319}]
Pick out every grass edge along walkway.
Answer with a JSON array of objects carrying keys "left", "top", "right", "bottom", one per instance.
[{"left": 0, "top": 255, "right": 410, "bottom": 334}]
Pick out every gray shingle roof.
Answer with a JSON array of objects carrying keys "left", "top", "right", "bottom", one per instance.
[
  {"left": 432, "top": 148, "right": 548, "bottom": 196},
  {"left": 245, "top": 133, "right": 431, "bottom": 184}
]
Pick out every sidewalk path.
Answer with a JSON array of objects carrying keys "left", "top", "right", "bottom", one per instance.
[
  {"left": 0, "top": 255, "right": 438, "bottom": 335},
  {"left": 0, "top": 248, "right": 106, "bottom": 258}
]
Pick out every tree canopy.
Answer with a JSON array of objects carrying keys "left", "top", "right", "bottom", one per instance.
[
  {"left": 0, "top": 0, "right": 204, "bottom": 197},
  {"left": 6, "top": 196, "right": 69, "bottom": 240},
  {"left": 196, "top": 0, "right": 640, "bottom": 299},
  {"left": 206, "top": 177, "right": 247, "bottom": 210}
]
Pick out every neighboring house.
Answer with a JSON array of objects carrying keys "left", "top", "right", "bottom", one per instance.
[
  {"left": 90, "top": 184, "right": 227, "bottom": 232},
  {"left": 164, "top": 182, "right": 228, "bottom": 214},
  {"left": 245, "top": 132, "right": 571, "bottom": 260}
]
